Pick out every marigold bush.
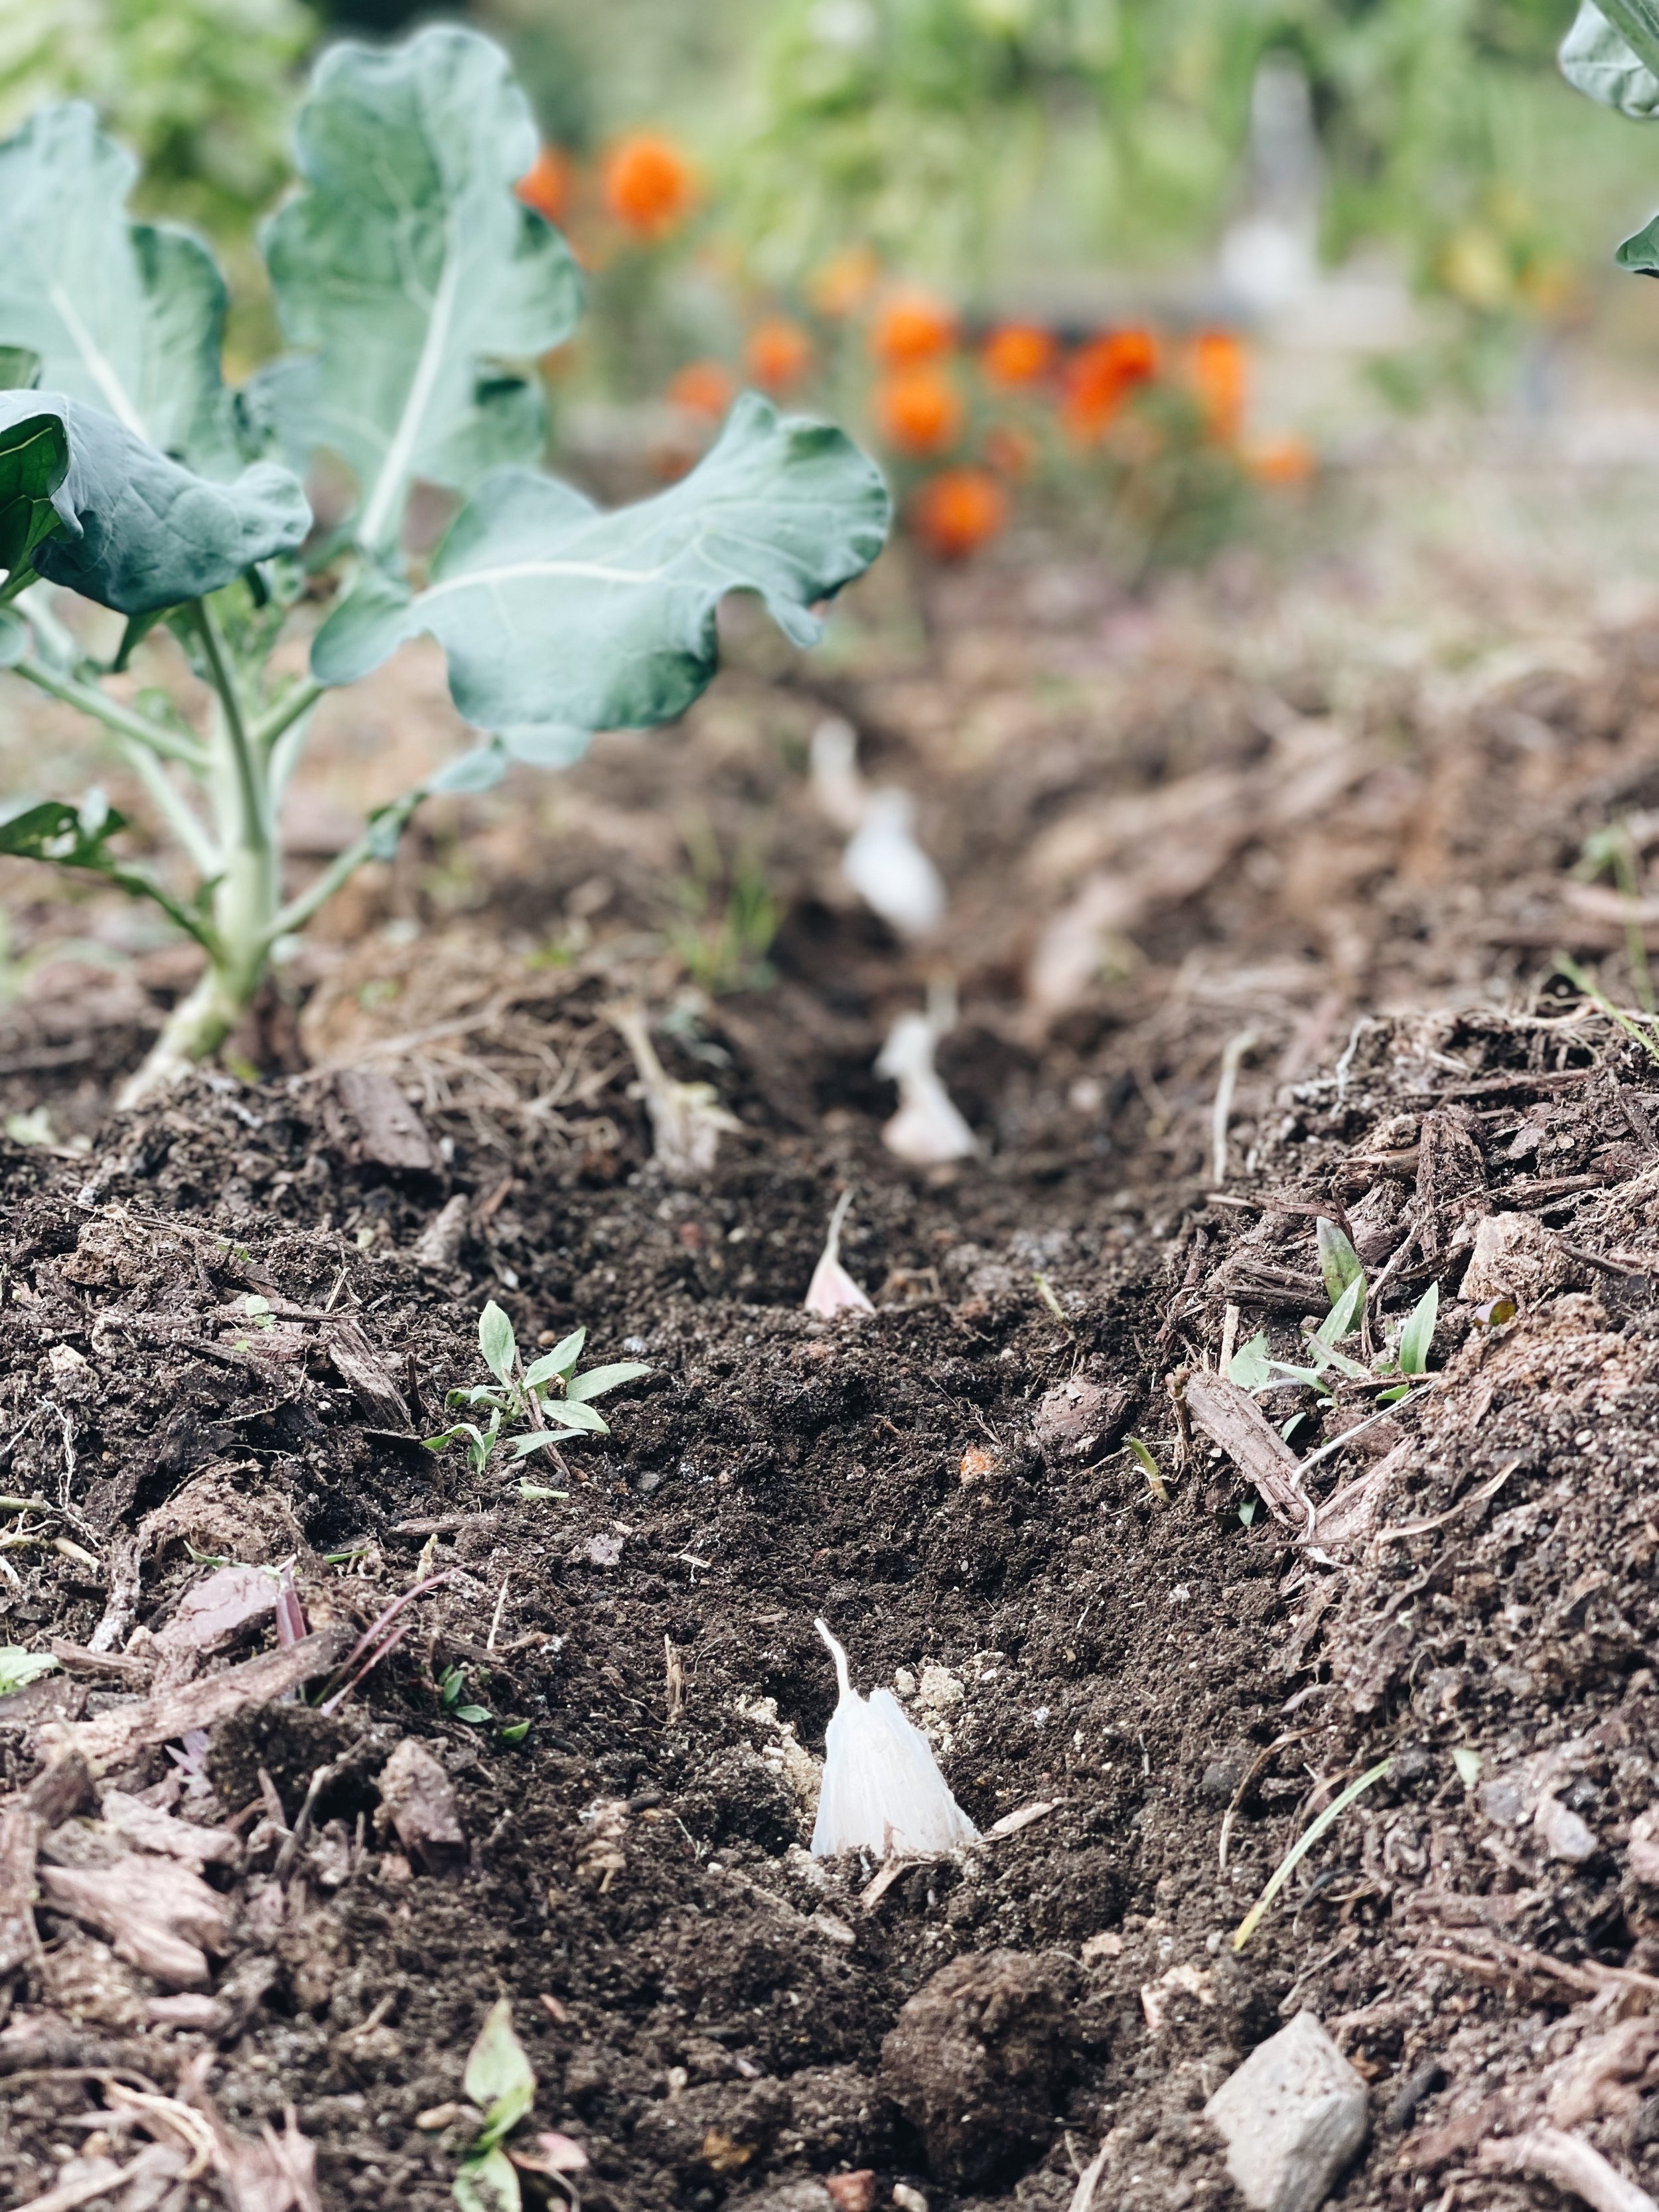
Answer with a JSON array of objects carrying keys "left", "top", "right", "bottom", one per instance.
[
  {"left": 871, "top": 288, "right": 956, "bottom": 367},
  {"left": 1062, "top": 328, "right": 1161, "bottom": 441},
  {"left": 603, "top": 132, "right": 695, "bottom": 238},
  {"left": 979, "top": 324, "right": 1056, "bottom": 388},
  {"left": 1191, "top": 329, "right": 1246, "bottom": 441},
  {"left": 912, "top": 468, "right": 1009, "bottom": 560},
  {"left": 875, "top": 368, "right": 965, "bottom": 455},
  {"left": 745, "top": 317, "right": 814, "bottom": 394},
  {"left": 667, "top": 360, "right": 737, "bottom": 417}
]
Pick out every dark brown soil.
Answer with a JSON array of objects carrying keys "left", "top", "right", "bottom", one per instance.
[{"left": 8, "top": 536, "right": 1659, "bottom": 2211}]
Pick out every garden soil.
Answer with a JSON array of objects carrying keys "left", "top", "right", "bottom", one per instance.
[{"left": 11, "top": 488, "right": 1659, "bottom": 2209}]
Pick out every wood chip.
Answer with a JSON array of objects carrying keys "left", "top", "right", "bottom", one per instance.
[
  {"left": 1479, "top": 2127, "right": 1659, "bottom": 2212},
  {"left": 377, "top": 1737, "right": 465, "bottom": 1874},
  {"left": 40, "top": 1626, "right": 349, "bottom": 1767},
  {"left": 413, "top": 1192, "right": 469, "bottom": 1270},
  {"left": 1184, "top": 1372, "right": 1310, "bottom": 1529},
  {"left": 326, "top": 1317, "right": 411, "bottom": 1430},
  {"left": 0, "top": 1803, "right": 44, "bottom": 1976},
  {"left": 100, "top": 1789, "right": 240, "bottom": 1868},
  {"left": 153, "top": 1565, "right": 278, "bottom": 1655},
  {"left": 986, "top": 1799, "right": 1058, "bottom": 1838},
  {"left": 324, "top": 1067, "right": 443, "bottom": 1172},
  {"left": 38, "top": 1853, "right": 229, "bottom": 1989}
]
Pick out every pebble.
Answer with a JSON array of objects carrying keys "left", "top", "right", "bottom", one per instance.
[{"left": 1204, "top": 2011, "right": 1368, "bottom": 2212}]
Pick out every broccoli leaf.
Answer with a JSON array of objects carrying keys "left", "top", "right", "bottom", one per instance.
[
  {"left": 0, "top": 391, "right": 309, "bottom": 615},
  {"left": 260, "top": 25, "right": 580, "bottom": 555},
  {"left": 311, "top": 394, "right": 891, "bottom": 741},
  {"left": 0, "top": 103, "right": 240, "bottom": 473},
  {"left": 1561, "top": 1, "right": 1659, "bottom": 115},
  {"left": 0, "top": 793, "right": 219, "bottom": 946}
]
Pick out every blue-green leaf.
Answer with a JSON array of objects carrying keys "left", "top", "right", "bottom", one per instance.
[
  {"left": 311, "top": 395, "right": 891, "bottom": 736},
  {"left": 1561, "top": 1, "right": 1659, "bottom": 116},
  {"left": 0, "top": 103, "right": 240, "bottom": 473},
  {"left": 523, "top": 1328, "right": 585, "bottom": 1388},
  {"left": 261, "top": 25, "right": 580, "bottom": 555},
  {"left": 1226, "top": 1332, "right": 1271, "bottom": 1390}
]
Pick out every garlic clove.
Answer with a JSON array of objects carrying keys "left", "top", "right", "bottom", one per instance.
[
  {"left": 810, "top": 1619, "right": 978, "bottom": 1859},
  {"left": 804, "top": 1189, "right": 875, "bottom": 1317},
  {"left": 842, "top": 789, "right": 948, "bottom": 938}
]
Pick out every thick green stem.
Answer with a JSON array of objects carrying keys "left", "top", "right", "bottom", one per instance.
[
  {"left": 1601, "top": 0, "right": 1659, "bottom": 80},
  {"left": 115, "top": 960, "right": 249, "bottom": 1109},
  {"left": 253, "top": 676, "right": 326, "bottom": 758}
]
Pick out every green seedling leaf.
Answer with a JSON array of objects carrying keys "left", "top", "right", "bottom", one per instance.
[
  {"left": 0, "top": 102, "right": 240, "bottom": 471},
  {"left": 506, "top": 1432, "right": 559, "bottom": 1461},
  {"left": 1397, "top": 1281, "right": 1439, "bottom": 1376},
  {"left": 0, "top": 1645, "right": 58, "bottom": 1696},
  {"left": 1125, "top": 1435, "right": 1169, "bottom": 1505},
  {"left": 1315, "top": 1218, "right": 1365, "bottom": 1308},
  {"left": 543, "top": 1398, "right": 609, "bottom": 1437},
  {"left": 455, "top": 1703, "right": 492, "bottom": 1725},
  {"left": 453, "top": 2145, "right": 521, "bottom": 2212},
  {"left": 1234, "top": 1757, "right": 1393, "bottom": 1951},
  {"left": 565, "top": 1361, "right": 650, "bottom": 1404},
  {"left": 1226, "top": 1332, "right": 1271, "bottom": 1390},
  {"left": 1314, "top": 1270, "right": 1364, "bottom": 1345},
  {"left": 1452, "top": 1746, "right": 1483, "bottom": 1787},
  {"left": 478, "top": 1300, "right": 516, "bottom": 1386},
  {"left": 1561, "top": 0, "right": 1659, "bottom": 117},
  {"left": 518, "top": 1482, "right": 567, "bottom": 1500},
  {"left": 1471, "top": 1295, "right": 1517, "bottom": 1328},
  {"left": 463, "top": 1998, "right": 536, "bottom": 2146},
  {"left": 522, "top": 1327, "right": 585, "bottom": 1388},
  {"left": 498, "top": 1720, "right": 530, "bottom": 1745},
  {"left": 311, "top": 394, "right": 891, "bottom": 743},
  {"left": 260, "top": 25, "right": 580, "bottom": 554}
]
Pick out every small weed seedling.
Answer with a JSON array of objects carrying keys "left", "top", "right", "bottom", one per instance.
[
  {"left": 1227, "top": 1219, "right": 1439, "bottom": 1419},
  {"left": 425, "top": 1301, "right": 649, "bottom": 1475},
  {"left": 0, "top": 26, "right": 888, "bottom": 1104},
  {"left": 0, "top": 1645, "right": 56, "bottom": 1696},
  {"left": 453, "top": 1998, "right": 537, "bottom": 2212}
]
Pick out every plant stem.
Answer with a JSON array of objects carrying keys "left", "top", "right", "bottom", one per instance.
[
  {"left": 13, "top": 656, "right": 210, "bottom": 772},
  {"left": 115, "top": 961, "right": 251, "bottom": 1109},
  {"left": 252, "top": 675, "right": 326, "bottom": 757},
  {"left": 270, "top": 790, "right": 423, "bottom": 942},
  {"left": 192, "top": 601, "right": 265, "bottom": 849},
  {"left": 111, "top": 739, "right": 221, "bottom": 881},
  {"left": 1601, "top": 0, "right": 1659, "bottom": 80}
]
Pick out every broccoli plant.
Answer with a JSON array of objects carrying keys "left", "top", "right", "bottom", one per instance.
[{"left": 0, "top": 27, "right": 890, "bottom": 1104}]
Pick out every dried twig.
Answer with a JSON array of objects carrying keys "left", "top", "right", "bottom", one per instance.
[{"left": 1184, "top": 1371, "right": 1309, "bottom": 1529}]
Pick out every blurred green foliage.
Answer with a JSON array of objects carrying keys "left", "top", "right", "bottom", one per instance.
[
  {"left": 719, "top": 0, "right": 1650, "bottom": 309},
  {"left": 0, "top": 0, "right": 317, "bottom": 241}
]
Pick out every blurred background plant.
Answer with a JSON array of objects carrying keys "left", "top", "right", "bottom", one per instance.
[{"left": 9, "top": 0, "right": 1659, "bottom": 566}]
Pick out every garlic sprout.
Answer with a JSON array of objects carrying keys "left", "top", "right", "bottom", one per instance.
[
  {"left": 804, "top": 1190, "right": 875, "bottom": 1317},
  {"left": 609, "top": 1004, "right": 741, "bottom": 1178},
  {"left": 875, "top": 1008, "right": 977, "bottom": 1165},
  {"left": 810, "top": 1619, "right": 979, "bottom": 1859},
  {"left": 810, "top": 717, "right": 947, "bottom": 938}
]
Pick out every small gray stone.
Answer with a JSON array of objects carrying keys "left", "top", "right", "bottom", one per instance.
[
  {"left": 1536, "top": 1793, "right": 1596, "bottom": 1864},
  {"left": 1204, "top": 2011, "right": 1368, "bottom": 2212},
  {"left": 735, "top": 2186, "right": 833, "bottom": 2212}
]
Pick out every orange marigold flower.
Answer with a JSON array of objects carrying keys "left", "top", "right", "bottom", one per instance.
[
  {"left": 983, "top": 422, "right": 1037, "bottom": 479},
  {"left": 808, "top": 244, "right": 881, "bottom": 319},
  {"left": 911, "top": 469, "right": 1009, "bottom": 561},
  {"left": 1060, "top": 327, "right": 1161, "bottom": 441},
  {"left": 979, "top": 324, "right": 1056, "bottom": 388},
  {"left": 666, "top": 360, "right": 735, "bottom": 418},
  {"left": 745, "top": 317, "right": 814, "bottom": 394},
  {"left": 875, "top": 370, "right": 966, "bottom": 456},
  {"left": 871, "top": 287, "right": 957, "bottom": 368},
  {"left": 603, "top": 133, "right": 695, "bottom": 238},
  {"left": 1191, "top": 329, "right": 1247, "bottom": 442},
  {"left": 516, "top": 144, "right": 573, "bottom": 227},
  {"left": 1244, "top": 433, "right": 1315, "bottom": 486}
]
